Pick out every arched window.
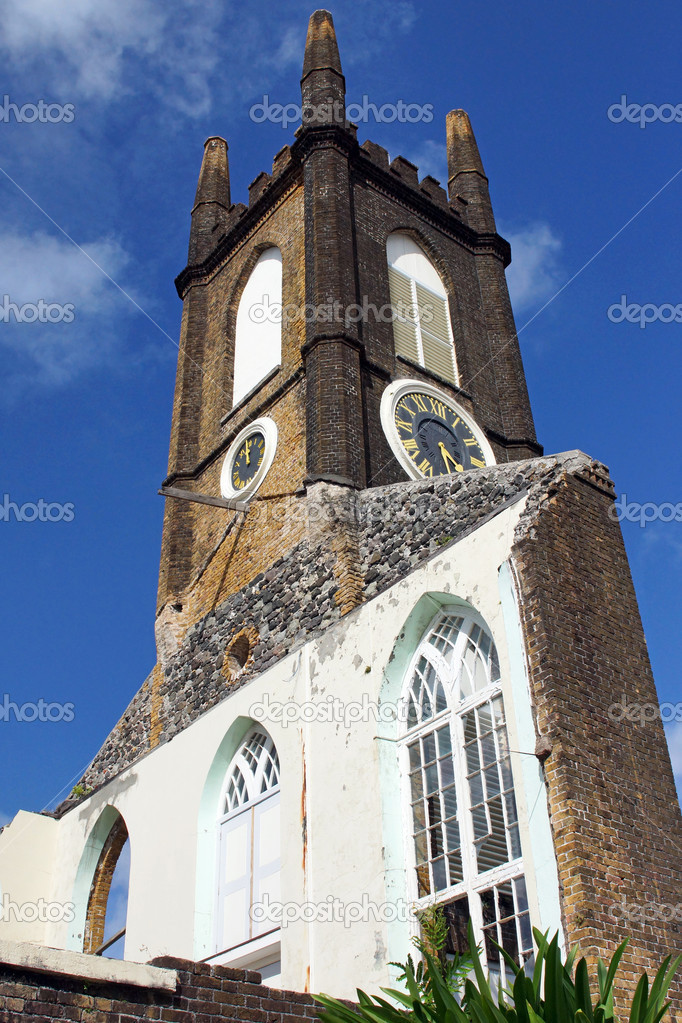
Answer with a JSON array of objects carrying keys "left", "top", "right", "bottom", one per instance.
[
  {"left": 214, "top": 729, "right": 281, "bottom": 979},
  {"left": 400, "top": 610, "right": 532, "bottom": 989},
  {"left": 233, "top": 247, "right": 282, "bottom": 407},
  {"left": 386, "top": 233, "right": 457, "bottom": 385}
]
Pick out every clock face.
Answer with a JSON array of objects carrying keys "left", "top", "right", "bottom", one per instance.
[
  {"left": 381, "top": 380, "right": 495, "bottom": 480},
  {"left": 220, "top": 417, "right": 278, "bottom": 501},
  {"left": 231, "top": 431, "right": 265, "bottom": 492}
]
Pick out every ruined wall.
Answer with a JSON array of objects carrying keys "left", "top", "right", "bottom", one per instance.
[{"left": 0, "top": 950, "right": 319, "bottom": 1023}]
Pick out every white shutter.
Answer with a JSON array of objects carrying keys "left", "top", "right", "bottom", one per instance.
[
  {"left": 217, "top": 811, "right": 252, "bottom": 950},
  {"left": 388, "top": 266, "right": 420, "bottom": 364},
  {"left": 415, "top": 283, "right": 457, "bottom": 384},
  {"left": 252, "top": 794, "right": 281, "bottom": 937}
]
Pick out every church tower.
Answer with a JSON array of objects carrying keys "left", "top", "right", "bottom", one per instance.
[
  {"left": 155, "top": 7, "right": 540, "bottom": 656},
  {"left": 1, "top": 10, "right": 680, "bottom": 1015}
]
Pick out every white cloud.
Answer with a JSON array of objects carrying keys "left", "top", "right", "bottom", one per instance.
[
  {"left": 0, "top": 0, "right": 418, "bottom": 120},
  {"left": 0, "top": 0, "right": 224, "bottom": 114},
  {"left": 0, "top": 228, "right": 151, "bottom": 393},
  {"left": 666, "top": 721, "right": 682, "bottom": 801},
  {"left": 502, "top": 222, "right": 563, "bottom": 314}
]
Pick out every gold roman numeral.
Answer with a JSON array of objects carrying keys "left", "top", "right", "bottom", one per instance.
[
  {"left": 395, "top": 415, "right": 414, "bottom": 433},
  {"left": 470, "top": 457, "right": 485, "bottom": 468},
  {"left": 417, "top": 458, "right": 433, "bottom": 476},
  {"left": 397, "top": 399, "right": 416, "bottom": 416},
  {"left": 463, "top": 437, "right": 478, "bottom": 447},
  {"left": 428, "top": 397, "right": 447, "bottom": 419}
]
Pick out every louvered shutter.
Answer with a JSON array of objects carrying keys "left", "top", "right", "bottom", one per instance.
[
  {"left": 415, "top": 283, "right": 457, "bottom": 384},
  {"left": 388, "top": 266, "right": 420, "bottom": 364}
]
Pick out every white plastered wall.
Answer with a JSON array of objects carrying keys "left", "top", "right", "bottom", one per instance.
[{"left": 0, "top": 496, "right": 562, "bottom": 998}]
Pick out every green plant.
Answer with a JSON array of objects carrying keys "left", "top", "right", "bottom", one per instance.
[
  {"left": 315, "top": 923, "right": 680, "bottom": 1023},
  {"left": 389, "top": 905, "right": 472, "bottom": 1008}
]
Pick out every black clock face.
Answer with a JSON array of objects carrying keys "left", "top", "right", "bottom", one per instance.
[
  {"left": 230, "top": 431, "right": 266, "bottom": 491},
  {"left": 393, "top": 391, "right": 487, "bottom": 477}
]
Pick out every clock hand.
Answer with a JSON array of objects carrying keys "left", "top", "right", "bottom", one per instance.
[
  {"left": 438, "top": 441, "right": 462, "bottom": 473},
  {"left": 245, "top": 440, "right": 251, "bottom": 466}
]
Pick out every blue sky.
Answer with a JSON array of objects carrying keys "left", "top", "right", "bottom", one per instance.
[{"left": 1, "top": 0, "right": 680, "bottom": 843}]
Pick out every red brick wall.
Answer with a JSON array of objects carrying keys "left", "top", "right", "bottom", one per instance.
[
  {"left": 513, "top": 468, "right": 682, "bottom": 1014},
  {"left": 0, "top": 957, "right": 320, "bottom": 1023}
]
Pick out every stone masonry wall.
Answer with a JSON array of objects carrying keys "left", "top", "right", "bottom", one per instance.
[{"left": 62, "top": 453, "right": 568, "bottom": 802}]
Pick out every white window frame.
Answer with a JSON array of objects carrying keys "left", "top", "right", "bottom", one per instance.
[
  {"left": 211, "top": 730, "right": 281, "bottom": 972},
  {"left": 398, "top": 609, "right": 533, "bottom": 987}
]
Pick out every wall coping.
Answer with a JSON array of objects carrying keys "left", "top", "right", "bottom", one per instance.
[{"left": 0, "top": 938, "right": 177, "bottom": 991}]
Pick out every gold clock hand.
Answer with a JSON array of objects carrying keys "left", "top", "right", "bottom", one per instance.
[
  {"left": 245, "top": 440, "right": 251, "bottom": 466},
  {"left": 438, "top": 441, "right": 462, "bottom": 473}
]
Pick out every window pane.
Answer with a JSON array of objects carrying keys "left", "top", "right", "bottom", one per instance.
[
  {"left": 415, "top": 831, "right": 428, "bottom": 865},
  {"left": 440, "top": 755, "right": 455, "bottom": 787},
  {"left": 442, "top": 898, "right": 470, "bottom": 955},
  {"left": 410, "top": 770, "right": 424, "bottom": 803},
  {"left": 447, "top": 850, "right": 463, "bottom": 884},
  {"left": 412, "top": 798, "right": 426, "bottom": 829},
  {"left": 471, "top": 805, "right": 489, "bottom": 841},
  {"left": 427, "top": 796, "right": 442, "bottom": 829},
  {"left": 442, "top": 785, "right": 458, "bottom": 819},
  {"left": 469, "top": 771, "right": 484, "bottom": 805},
  {"left": 422, "top": 733, "right": 437, "bottom": 764},
  {"left": 417, "top": 865, "right": 430, "bottom": 897},
  {"left": 485, "top": 765, "right": 501, "bottom": 797},
  {"left": 432, "top": 857, "right": 448, "bottom": 891},
  {"left": 425, "top": 762, "right": 440, "bottom": 795},
  {"left": 436, "top": 725, "right": 452, "bottom": 757}
]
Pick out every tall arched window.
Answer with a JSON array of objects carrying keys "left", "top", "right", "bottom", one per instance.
[
  {"left": 233, "top": 247, "right": 282, "bottom": 407},
  {"left": 214, "top": 729, "right": 281, "bottom": 979},
  {"left": 386, "top": 233, "right": 457, "bottom": 385},
  {"left": 400, "top": 609, "right": 532, "bottom": 989}
]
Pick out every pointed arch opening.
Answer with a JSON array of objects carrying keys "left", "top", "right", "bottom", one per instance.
[{"left": 398, "top": 606, "right": 532, "bottom": 993}]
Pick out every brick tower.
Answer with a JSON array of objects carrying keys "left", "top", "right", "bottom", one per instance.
[{"left": 1, "top": 9, "right": 680, "bottom": 1017}]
